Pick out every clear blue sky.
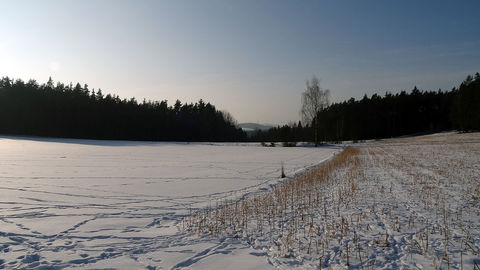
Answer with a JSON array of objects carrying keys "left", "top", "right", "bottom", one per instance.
[{"left": 1, "top": 0, "right": 479, "bottom": 124}]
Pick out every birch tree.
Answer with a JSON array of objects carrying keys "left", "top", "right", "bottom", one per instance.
[{"left": 300, "top": 76, "right": 330, "bottom": 145}]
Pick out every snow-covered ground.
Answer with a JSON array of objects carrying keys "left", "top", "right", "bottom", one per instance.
[
  {"left": 187, "top": 132, "right": 480, "bottom": 269},
  {"left": 0, "top": 136, "right": 337, "bottom": 269}
]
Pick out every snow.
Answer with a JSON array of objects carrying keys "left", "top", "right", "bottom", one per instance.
[
  {"left": 0, "top": 136, "right": 337, "bottom": 269},
  {"left": 186, "top": 132, "right": 480, "bottom": 269},
  {"left": 1, "top": 133, "right": 478, "bottom": 269}
]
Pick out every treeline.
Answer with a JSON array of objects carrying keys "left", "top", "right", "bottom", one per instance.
[
  {"left": 252, "top": 122, "right": 309, "bottom": 146},
  {"left": 0, "top": 77, "right": 246, "bottom": 141},
  {"left": 451, "top": 73, "right": 480, "bottom": 131},
  {"left": 315, "top": 87, "right": 454, "bottom": 141},
  {"left": 253, "top": 73, "right": 480, "bottom": 143}
]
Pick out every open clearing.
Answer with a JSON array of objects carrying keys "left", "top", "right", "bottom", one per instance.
[
  {"left": 0, "top": 137, "right": 336, "bottom": 269},
  {"left": 1, "top": 133, "right": 478, "bottom": 269}
]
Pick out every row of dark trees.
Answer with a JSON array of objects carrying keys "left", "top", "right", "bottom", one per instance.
[
  {"left": 252, "top": 73, "right": 480, "bottom": 143},
  {"left": 251, "top": 122, "right": 310, "bottom": 145},
  {"left": 1, "top": 73, "right": 477, "bottom": 143},
  {"left": 451, "top": 73, "right": 480, "bottom": 131},
  {"left": 315, "top": 87, "right": 454, "bottom": 142},
  {"left": 0, "top": 77, "right": 246, "bottom": 141}
]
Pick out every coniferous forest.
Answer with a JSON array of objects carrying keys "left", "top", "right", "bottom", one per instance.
[
  {"left": 0, "top": 77, "right": 246, "bottom": 142},
  {"left": 253, "top": 73, "right": 480, "bottom": 143},
  {"left": 0, "top": 74, "right": 478, "bottom": 143}
]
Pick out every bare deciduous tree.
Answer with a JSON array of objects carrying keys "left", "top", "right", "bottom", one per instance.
[
  {"left": 221, "top": 110, "right": 238, "bottom": 126},
  {"left": 300, "top": 76, "right": 330, "bottom": 145}
]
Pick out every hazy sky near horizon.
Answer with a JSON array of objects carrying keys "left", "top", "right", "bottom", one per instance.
[{"left": 1, "top": 0, "right": 479, "bottom": 124}]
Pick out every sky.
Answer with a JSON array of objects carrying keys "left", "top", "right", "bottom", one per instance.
[{"left": 1, "top": 0, "right": 479, "bottom": 125}]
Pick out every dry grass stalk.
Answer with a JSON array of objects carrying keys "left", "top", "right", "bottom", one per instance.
[{"left": 184, "top": 147, "right": 362, "bottom": 261}]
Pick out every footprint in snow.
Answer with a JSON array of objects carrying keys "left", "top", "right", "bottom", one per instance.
[
  {"left": 21, "top": 254, "right": 40, "bottom": 263},
  {"left": 0, "top": 244, "right": 9, "bottom": 253}
]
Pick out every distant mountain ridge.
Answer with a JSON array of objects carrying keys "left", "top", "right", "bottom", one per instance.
[
  {"left": 238, "top": 123, "right": 273, "bottom": 131},
  {"left": 238, "top": 123, "right": 274, "bottom": 138}
]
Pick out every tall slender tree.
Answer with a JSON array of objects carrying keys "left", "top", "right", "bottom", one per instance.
[{"left": 300, "top": 75, "right": 330, "bottom": 145}]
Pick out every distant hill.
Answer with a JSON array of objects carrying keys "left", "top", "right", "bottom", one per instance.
[
  {"left": 239, "top": 123, "right": 274, "bottom": 138},
  {"left": 238, "top": 123, "right": 273, "bottom": 132}
]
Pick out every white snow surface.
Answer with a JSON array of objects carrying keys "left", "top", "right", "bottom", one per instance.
[
  {"left": 186, "top": 132, "right": 480, "bottom": 270},
  {"left": 0, "top": 136, "right": 338, "bottom": 269}
]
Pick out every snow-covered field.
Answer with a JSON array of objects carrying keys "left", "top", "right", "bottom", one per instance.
[
  {"left": 1, "top": 133, "right": 478, "bottom": 270},
  {"left": 0, "top": 136, "right": 337, "bottom": 269},
  {"left": 187, "top": 132, "right": 480, "bottom": 269}
]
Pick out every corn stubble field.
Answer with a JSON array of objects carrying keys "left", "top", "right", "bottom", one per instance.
[{"left": 186, "top": 133, "right": 480, "bottom": 269}]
